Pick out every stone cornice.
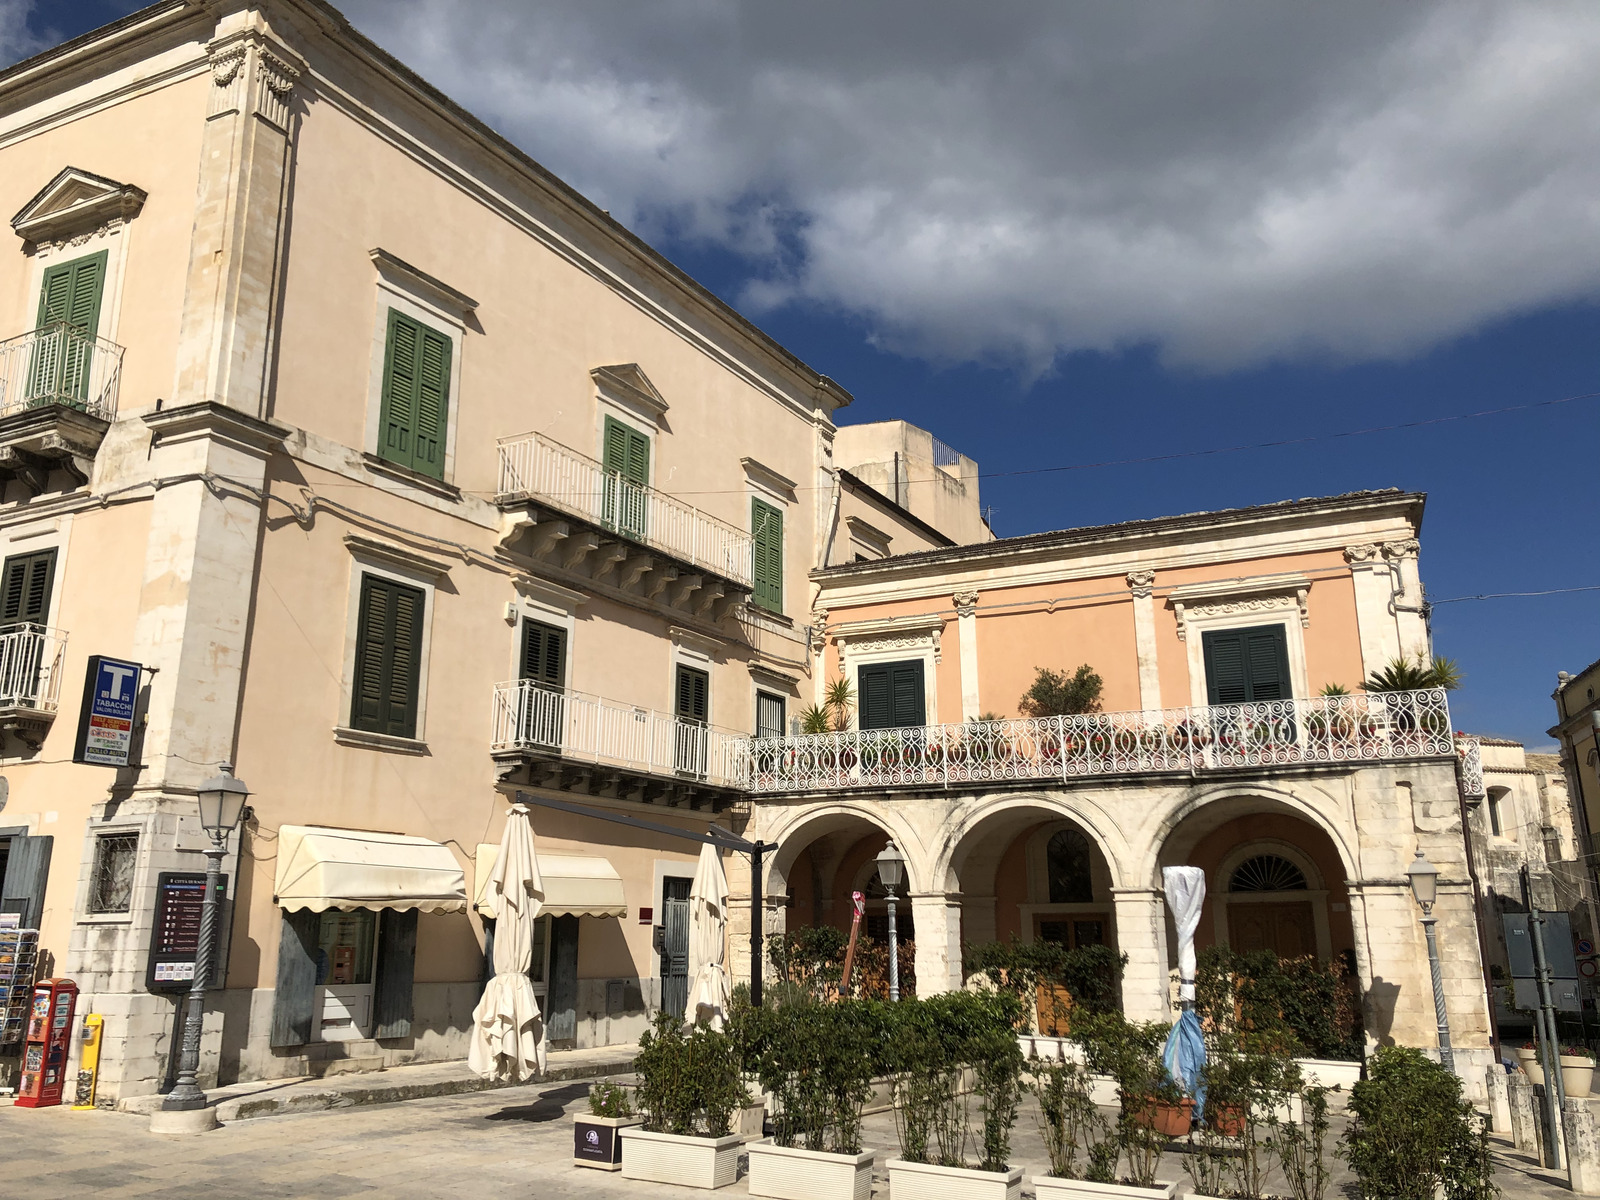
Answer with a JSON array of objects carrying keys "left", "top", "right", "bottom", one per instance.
[
  {"left": 369, "top": 248, "right": 478, "bottom": 316},
  {"left": 741, "top": 456, "right": 798, "bottom": 500},
  {"left": 11, "top": 166, "right": 146, "bottom": 244},
  {"left": 343, "top": 533, "right": 453, "bottom": 579},
  {"left": 142, "top": 401, "right": 289, "bottom": 456}
]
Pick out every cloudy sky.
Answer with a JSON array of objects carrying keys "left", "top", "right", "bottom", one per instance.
[{"left": 11, "top": 1, "right": 1600, "bottom": 742}]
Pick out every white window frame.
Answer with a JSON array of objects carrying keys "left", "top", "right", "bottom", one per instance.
[
  {"left": 26, "top": 227, "right": 133, "bottom": 347},
  {"left": 669, "top": 628, "right": 717, "bottom": 724},
  {"left": 1183, "top": 614, "right": 1309, "bottom": 709},
  {"left": 833, "top": 616, "right": 944, "bottom": 730},
  {"left": 363, "top": 252, "right": 472, "bottom": 485},
  {"left": 505, "top": 576, "right": 583, "bottom": 688},
  {"left": 335, "top": 540, "right": 444, "bottom": 750}
]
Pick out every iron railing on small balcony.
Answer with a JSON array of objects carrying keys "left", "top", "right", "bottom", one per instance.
[
  {"left": 0, "top": 323, "right": 124, "bottom": 422},
  {"left": 496, "top": 430, "right": 753, "bottom": 588},
  {"left": 742, "top": 688, "right": 1455, "bottom": 794},
  {"left": 492, "top": 680, "right": 748, "bottom": 788},
  {"left": 0, "top": 623, "right": 67, "bottom": 712}
]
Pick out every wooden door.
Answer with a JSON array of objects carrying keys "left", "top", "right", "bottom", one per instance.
[
  {"left": 1228, "top": 901, "right": 1316, "bottom": 959},
  {"left": 660, "top": 877, "right": 692, "bottom": 1018}
]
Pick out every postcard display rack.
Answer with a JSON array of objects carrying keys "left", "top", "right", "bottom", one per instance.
[{"left": 1, "top": 926, "right": 39, "bottom": 1048}]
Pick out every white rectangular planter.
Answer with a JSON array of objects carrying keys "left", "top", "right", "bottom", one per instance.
[
  {"left": 887, "top": 1158, "right": 1022, "bottom": 1200},
  {"left": 619, "top": 1128, "right": 743, "bottom": 1189},
  {"left": 748, "top": 1140, "right": 875, "bottom": 1200},
  {"left": 1295, "top": 1057, "right": 1363, "bottom": 1090},
  {"left": 573, "top": 1113, "right": 642, "bottom": 1170},
  {"left": 1033, "top": 1179, "right": 1177, "bottom": 1200}
]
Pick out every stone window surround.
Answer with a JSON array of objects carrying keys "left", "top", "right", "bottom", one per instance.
[
  {"left": 361, "top": 249, "right": 474, "bottom": 488},
  {"left": 334, "top": 536, "right": 446, "bottom": 751},
  {"left": 73, "top": 822, "right": 145, "bottom": 927},
  {"left": 13, "top": 169, "right": 145, "bottom": 347},
  {"left": 669, "top": 626, "right": 719, "bottom": 725},
  {"left": 833, "top": 614, "right": 943, "bottom": 730},
  {"left": 506, "top": 574, "right": 584, "bottom": 688},
  {"left": 1168, "top": 575, "right": 1313, "bottom": 708}
]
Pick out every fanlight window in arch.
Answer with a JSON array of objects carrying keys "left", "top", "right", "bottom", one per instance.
[
  {"left": 1229, "top": 854, "right": 1308, "bottom": 893},
  {"left": 1047, "top": 828, "right": 1094, "bottom": 904}
]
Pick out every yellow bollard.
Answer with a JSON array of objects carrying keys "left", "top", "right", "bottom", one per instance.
[{"left": 71, "top": 1013, "right": 103, "bottom": 1109}]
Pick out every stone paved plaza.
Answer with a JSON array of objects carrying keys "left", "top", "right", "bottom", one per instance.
[{"left": 0, "top": 1074, "right": 1573, "bottom": 1199}]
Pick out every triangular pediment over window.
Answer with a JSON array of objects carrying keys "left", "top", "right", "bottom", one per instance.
[
  {"left": 591, "top": 363, "right": 668, "bottom": 422},
  {"left": 11, "top": 167, "right": 146, "bottom": 244}
]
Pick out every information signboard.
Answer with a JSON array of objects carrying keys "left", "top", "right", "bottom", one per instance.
[
  {"left": 72, "top": 655, "right": 143, "bottom": 767},
  {"left": 145, "top": 871, "right": 228, "bottom": 994}
]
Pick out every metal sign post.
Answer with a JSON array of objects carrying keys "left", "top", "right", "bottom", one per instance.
[{"left": 511, "top": 791, "right": 779, "bottom": 1006}]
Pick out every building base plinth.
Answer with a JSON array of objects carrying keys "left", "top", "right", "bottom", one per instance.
[{"left": 149, "top": 1106, "right": 220, "bottom": 1135}]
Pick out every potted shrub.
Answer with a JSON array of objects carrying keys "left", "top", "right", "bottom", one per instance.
[
  {"left": 574, "top": 1080, "right": 643, "bottom": 1171},
  {"left": 1341, "top": 1046, "right": 1495, "bottom": 1200},
  {"left": 746, "top": 999, "right": 880, "bottom": 1200},
  {"left": 1031, "top": 1055, "right": 1171, "bottom": 1199},
  {"left": 885, "top": 991, "right": 1026, "bottom": 1200},
  {"left": 621, "top": 1013, "right": 747, "bottom": 1189},
  {"left": 1076, "top": 1012, "right": 1184, "bottom": 1195},
  {"left": 1562, "top": 1045, "right": 1596, "bottom": 1099}
]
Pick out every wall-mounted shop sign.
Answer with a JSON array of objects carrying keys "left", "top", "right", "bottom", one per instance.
[{"left": 72, "top": 655, "right": 142, "bottom": 767}]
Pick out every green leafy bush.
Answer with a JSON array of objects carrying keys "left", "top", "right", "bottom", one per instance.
[
  {"left": 885, "top": 990, "right": 1025, "bottom": 1172},
  {"left": 741, "top": 996, "right": 886, "bottom": 1155},
  {"left": 1196, "top": 946, "right": 1361, "bottom": 1060},
  {"left": 965, "top": 939, "right": 1126, "bottom": 1027},
  {"left": 1031, "top": 1057, "right": 1116, "bottom": 1181},
  {"left": 1075, "top": 1011, "right": 1180, "bottom": 1187},
  {"left": 1341, "top": 1046, "right": 1497, "bottom": 1200},
  {"left": 1018, "top": 664, "right": 1104, "bottom": 717},
  {"left": 634, "top": 1012, "right": 746, "bottom": 1138}
]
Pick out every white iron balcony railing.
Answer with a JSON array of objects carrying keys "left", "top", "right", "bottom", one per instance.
[
  {"left": 743, "top": 688, "right": 1455, "bottom": 794},
  {"left": 492, "top": 680, "right": 749, "bottom": 789},
  {"left": 0, "top": 323, "right": 124, "bottom": 422},
  {"left": 0, "top": 623, "right": 67, "bottom": 712},
  {"left": 496, "top": 431, "right": 753, "bottom": 588}
]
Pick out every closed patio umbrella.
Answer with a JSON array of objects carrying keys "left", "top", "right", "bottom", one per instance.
[
  {"left": 685, "top": 841, "right": 732, "bottom": 1029},
  {"left": 1162, "top": 865, "right": 1207, "bottom": 1120},
  {"left": 468, "top": 803, "right": 547, "bottom": 1081}
]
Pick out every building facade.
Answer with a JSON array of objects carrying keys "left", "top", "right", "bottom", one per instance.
[
  {"left": 0, "top": 0, "right": 1496, "bottom": 1107},
  {"left": 738, "top": 490, "right": 1498, "bottom": 1097}
]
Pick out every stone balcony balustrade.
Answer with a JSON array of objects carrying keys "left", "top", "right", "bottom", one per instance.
[{"left": 0, "top": 323, "right": 123, "bottom": 492}]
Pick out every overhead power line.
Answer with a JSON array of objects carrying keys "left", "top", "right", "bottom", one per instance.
[{"left": 1431, "top": 585, "right": 1600, "bottom": 605}]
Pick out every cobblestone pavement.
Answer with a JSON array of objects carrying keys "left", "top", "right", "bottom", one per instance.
[{"left": 1, "top": 1080, "right": 1573, "bottom": 1199}]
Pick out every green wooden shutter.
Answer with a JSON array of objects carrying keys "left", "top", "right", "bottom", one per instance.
[
  {"left": 601, "top": 416, "right": 650, "bottom": 484},
  {"left": 858, "top": 664, "right": 892, "bottom": 730},
  {"left": 1202, "top": 630, "right": 1248, "bottom": 705},
  {"left": 890, "top": 660, "right": 927, "bottom": 726},
  {"left": 379, "top": 309, "right": 451, "bottom": 480},
  {"left": 751, "top": 499, "right": 783, "bottom": 613},
  {"left": 412, "top": 326, "right": 450, "bottom": 478},
  {"left": 1242, "top": 625, "right": 1290, "bottom": 701},
  {"left": 269, "top": 909, "right": 319, "bottom": 1047},
  {"left": 519, "top": 619, "right": 566, "bottom": 686},
  {"left": 350, "top": 575, "right": 426, "bottom": 738},
  {"left": 1203, "top": 625, "right": 1290, "bottom": 704},
  {"left": 0, "top": 834, "right": 51, "bottom": 928},
  {"left": 675, "top": 665, "right": 708, "bottom": 723},
  {"left": 37, "top": 252, "right": 107, "bottom": 333},
  {"left": 0, "top": 550, "right": 55, "bottom": 625},
  {"left": 372, "top": 909, "right": 418, "bottom": 1039}
]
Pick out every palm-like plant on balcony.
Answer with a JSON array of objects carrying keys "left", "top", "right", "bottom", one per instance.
[
  {"left": 824, "top": 677, "right": 856, "bottom": 731},
  {"left": 1362, "top": 653, "right": 1462, "bottom": 693}
]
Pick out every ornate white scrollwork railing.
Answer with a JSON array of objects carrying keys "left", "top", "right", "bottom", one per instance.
[
  {"left": 496, "top": 430, "right": 753, "bottom": 587},
  {"left": 742, "top": 688, "right": 1454, "bottom": 794},
  {"left": 1455, "top": 734, "right": 1484, "bottom": 799},
  {"left": 0, "top": 323, "right": 124, "bottom": 422},
  {"left": 0, "top": 623, "right": 67, "bottom": 712},
  {"left": 492, "top": 680, "right": 749, "bottom": 788}
]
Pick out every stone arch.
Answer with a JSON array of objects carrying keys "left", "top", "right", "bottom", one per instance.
[{"left": 932, "top": 791, "right": 1133, "bottom": 895}]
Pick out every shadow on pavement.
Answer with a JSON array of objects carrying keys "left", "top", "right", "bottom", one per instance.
[{"left": 484, "top": 1082, "right": 591, "bottom": 1123}]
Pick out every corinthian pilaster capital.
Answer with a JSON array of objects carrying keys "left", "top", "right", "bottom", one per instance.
[
  {"left": 953, "top": 591, "right": 980, "bottom": 618},
  {"left": 1343, "top": 543, "right": 1380, "bottom": 565},
  {"left": 208, "top": 30, "right": 303, "bottom": 129},
  {"left": 1126, "top": 569, "right": 1156, "bottom": 599}
]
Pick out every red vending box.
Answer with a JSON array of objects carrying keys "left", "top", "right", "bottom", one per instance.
[{"left": 15, "top": 979, "right": 77, "bottom": 1108}]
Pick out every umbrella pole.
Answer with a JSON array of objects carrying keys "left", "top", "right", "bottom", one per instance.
[{"left": 751, "top": 841, "right": 765, "bottom": 1008}]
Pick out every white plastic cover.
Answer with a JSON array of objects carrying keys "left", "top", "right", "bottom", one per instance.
[{"left": 1163, "top": 865, "right": 1207, "bottom": 1003}]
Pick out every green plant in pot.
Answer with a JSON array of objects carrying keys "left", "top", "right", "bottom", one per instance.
[
  {"left": 1032, "top": 1056, "right": 1117, "bottom": 1182},
  {"left": 1077, "top": 1011, "right": 1182, "bottom": 1188}
]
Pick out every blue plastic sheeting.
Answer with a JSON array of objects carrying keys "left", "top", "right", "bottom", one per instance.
[{"left": 1163, "top": 1008, "right": 1207, "bottom": 1120}]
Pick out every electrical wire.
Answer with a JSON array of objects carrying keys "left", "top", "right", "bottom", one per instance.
[{"left": 1431, "top": 585, "right": 1600, "bottom": 604}]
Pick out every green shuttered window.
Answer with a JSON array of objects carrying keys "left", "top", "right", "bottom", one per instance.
[
  {"left": 751, "top": 498, "right": 783, "bottom": 613},
  {"left": 351, "top": 574, "right": 426, "bottom": 738},
  {"left": 675, "top": 665, "right": 709, "bottom": 723},
  {"left": 1201, "top": 624, "right": 1291, "bottom": 705},
  {"left": 601, "top": 416, "right": 650, "bottom": 537},
  {"left": 858, "top": 659, "right": 926, "bottom": 729},
  {"left": 519, "top": 619, "right": 566, "bottom": 687},
  {"left": 38, "top": 251, "right": 106, "bottom": 334},
  {"left": 0, "top": 549, "right": 55, "bottom": 626},
  {"left": 379, "top": 308, "right": 451, "bottom": 480}
]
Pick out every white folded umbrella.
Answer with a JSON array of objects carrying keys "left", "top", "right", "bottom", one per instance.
[
  {"left": 685, "top": 841, "right": 732, "bottom": 1029},
  {"left": 467, "top": 804, "right": 548, "bottom": 1081}
]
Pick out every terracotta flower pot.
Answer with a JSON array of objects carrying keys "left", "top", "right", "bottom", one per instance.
[{"left": 1131, "top": 1097, "right": 1193, "bottom": 1138}]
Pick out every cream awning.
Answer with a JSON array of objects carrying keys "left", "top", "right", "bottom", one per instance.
[
  {"left": 275, "top": 825, "right": 468, "bottom": 914},
  {"left": 474, "top": 844, "right": 626, "bottom": 919}
]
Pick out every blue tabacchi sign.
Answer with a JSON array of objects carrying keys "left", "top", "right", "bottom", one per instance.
[{"left": 72, "top": 655, "right": 142, "bottom": 767}]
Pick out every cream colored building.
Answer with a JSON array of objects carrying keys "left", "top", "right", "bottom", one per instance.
[
  {"left": 0, "top": 1, "right": 967, "bottom": 1102},
  {"left": 0, "top": 0, "right": 1500, "bottom": 1108}
]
